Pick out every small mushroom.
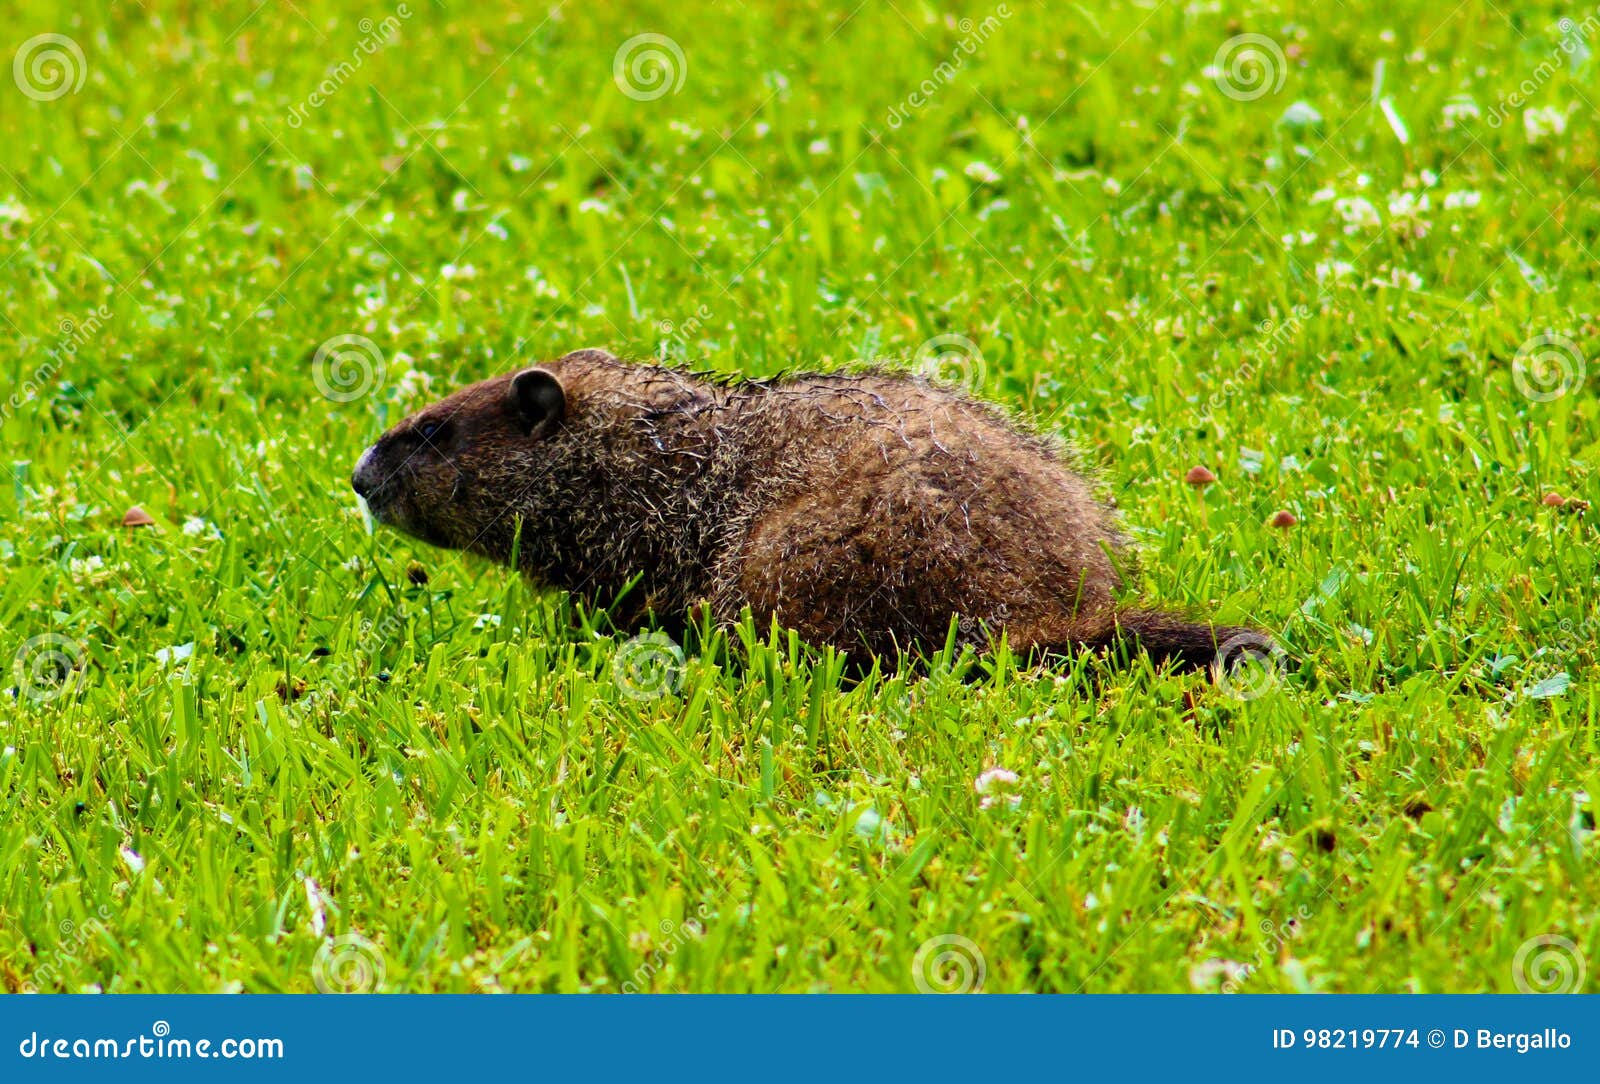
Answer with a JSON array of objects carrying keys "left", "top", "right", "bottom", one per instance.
[
  {"left": 1185, "top": 466, "right": 1217, "bottom": 531},
  {"left": 1269, "top": 509, "right": 1297, "bottom": 529},
  {"left": 121, "top": 505, "right": 155, "bottom": 528},
  {"left": 1543, "top": 493, "right": 1591, "bottom": 513}
]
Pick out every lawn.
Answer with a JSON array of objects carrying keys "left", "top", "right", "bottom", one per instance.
[{"left": 1, "top": 0, "right": 1596, "bottom": 994}]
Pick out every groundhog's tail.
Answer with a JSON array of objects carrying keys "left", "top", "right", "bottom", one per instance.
[{"left": 1099, "top": 610, "right": 1267, "bottom": 672}]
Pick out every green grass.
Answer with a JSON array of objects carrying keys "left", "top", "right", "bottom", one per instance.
[{"left": 2, "top": 0, "right": 1597, "bottom": 993}]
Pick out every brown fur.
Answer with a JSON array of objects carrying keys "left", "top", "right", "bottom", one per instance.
[{"left": 351, "top": 349, "right": 1255, "bottom": 668}]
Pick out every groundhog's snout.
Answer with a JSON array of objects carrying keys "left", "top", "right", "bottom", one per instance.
[{"left": 350, "top": 445, "right": 383, "bottom": 500}]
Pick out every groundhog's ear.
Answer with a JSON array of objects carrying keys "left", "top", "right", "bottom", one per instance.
[{"left": 510, "top": 368, "right": 565, "bottom": 432}]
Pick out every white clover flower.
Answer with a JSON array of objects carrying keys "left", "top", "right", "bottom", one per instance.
[
  {"left": 1524, "top": 106, "right": 1569, "bottom": 144},
  {"left": 1372, "top": 266, "right": 1424, "bottom": 291},
  {"left": 155, "top": 642, "right": 195, "bottom": 666},
  {"left": 1443, "top": 190, "right": 1481, "bottom": 210},
  {"left": 1334, "top": 196, "right": 1381, "bottom": 233},
  {"left": 524, "top": 267, "right": 561, "bottom": 298},
  {"left": 392, "top": 367, "right": 432, "bottom": 402},
  {"left": 69, "top": 554, "right": 105, "bottom": 577},
  {"left": 963, "top": 161, "right": 1002, "bottom": 185},
  {"left": 119, "top": 845, "right": 146, "bottom": 875},
  {"left": 1314, "top": 260, "right": 1357, "bottom": 283},
  {"left": 1386, "top": 192, "right": 1431, "bottom": 239},
  {"left": 974, "top": 766, "right": 1023, "bottom": 810},
  {"left": 1441, "top": 97, "right": 1480, "bottom": 128},
  {"left": 973, "top": 767, "right": 1019, "bottom": 793}
]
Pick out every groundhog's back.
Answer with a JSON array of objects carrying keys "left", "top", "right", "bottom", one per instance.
[{"left": 713, "top": 369, "right": 1127, "bottom": 655}]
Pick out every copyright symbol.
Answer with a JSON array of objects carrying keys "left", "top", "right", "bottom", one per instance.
[{"left": 1427, "top": 1029, "right": 1445, "bottom": 1048}]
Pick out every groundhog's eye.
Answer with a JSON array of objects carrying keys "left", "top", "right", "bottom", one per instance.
[{"left": 418, "top": 420, "right": 446, "bottom": 443}]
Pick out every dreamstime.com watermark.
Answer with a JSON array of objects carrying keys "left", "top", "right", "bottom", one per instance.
[
  {"left": 912, "top": 933, "right": 986, "bottom": 993},
  {"left": 278, "top": 604, "right": 408, "bottom": 734},
  {"left": 17, "top": 1022, "right": 284, "bottom": 1061},
  {"left": 914, "top": 333, "right": 987, "bottom": 388},
  {"left": 613, "top": 33, "right": 687, "bottom": 101},
  {"left": 318, "top": 605, "right": 407, "bottom": 689},
  {"left": 1210, "top": 33, "right": 1288, "bottom": 101},
  {"left": 621, "top": 906, "right": 713, "bottom": 992},
  {"left": 657, "top": 303, "right": 714, "bottom": 361},
  {"left": 13, "top": 33, "right": 86, "bottom": 101},
  {"left": 313, "top": 332, "right": 386, "bottom": 402},
  {"left": 1512, "top": 934, "right": 1587, "bottom": 993},
  {"left": 884, "top": 5, "right": 1013, "bottom": 129},
  {"left": 1511, "top": 332, "right": 1588, "bottom": 402},
  {"left": 3, "top": 305, "right": 111, "bottom": 429},
  {"left": 23, "top": 908, "right": 113, "bottom": 993},
  {"left": 1551, "top": 615, "right": 1600, "bottom": 657},
  {"left": 1485, "top": 13, "right": 1598, "bottom": 129},
  {"left": 1211, "top": 631, "right": 1289, "bottom": 700},
  {"left": 1191, "top": 303, "right": 1314, "bottom": 419},
  {"left": 312, "top": 933, "right": 387, "bottom": 993},
  {"left": 11, "top": 633, "right": 88, "bottom": 704},
  {"left": 1222, "top": 907, "right": 1314, "bottom": 993},
  {"left": 612, "top": 632, "right": 685, "bottom": 700},
  {"left": 284, "top": 5, "right": 413, "bottom": 128}
]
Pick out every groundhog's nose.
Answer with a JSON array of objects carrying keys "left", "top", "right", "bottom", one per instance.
[{"left": 351, "top": 446, "right": 380, "bottom": 499}]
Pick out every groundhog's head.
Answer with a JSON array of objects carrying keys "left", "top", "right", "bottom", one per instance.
[{"left": 350, "top": 367, "right": 567, "bottom": 552}]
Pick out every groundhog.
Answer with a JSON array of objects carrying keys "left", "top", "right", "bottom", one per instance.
[{"left": 350, "top": 348, "right": 1257, "bottom": 669}]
